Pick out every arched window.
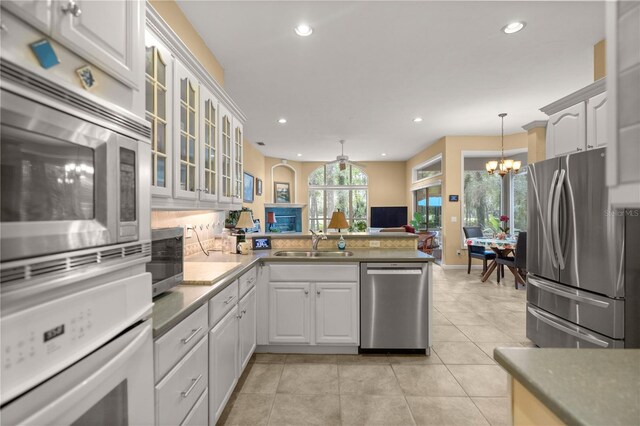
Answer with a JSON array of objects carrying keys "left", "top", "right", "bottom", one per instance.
[{"left": 308, "top": 163, "right": 368, "bottom": 232}]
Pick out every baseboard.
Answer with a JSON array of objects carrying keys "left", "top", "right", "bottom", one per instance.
[{"left": 256, "top": 345, "right": 359, "bottom": 354}]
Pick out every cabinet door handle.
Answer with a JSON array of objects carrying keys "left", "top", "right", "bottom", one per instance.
[
  {"left": 181, "top": 374, "right": 203, "bottom": 398},
  {"left": 304, "top": 290, "right": 309, "bottom": 295},
  {"left": 587, "top": 144, "right": 594, "bottom": 149},
  {"left": 242, "top": 309, "right": 247, "bottom": 314},
  {"left": 223, "top": 295, "right": 235, "bottom": 305},
  {"left": 61, "top": 0, "right": 82, "bottom": 17},
  {"left": 576, "top": 147, "right": 583, "bottom": 151},
  {"left": 316, "top": 290, "right": 321, "bottom": 295},
  {"left": 181, "top": 327, "right": 203, "bottom": 344}
]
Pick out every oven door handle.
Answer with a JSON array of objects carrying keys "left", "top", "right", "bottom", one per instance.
[{"left": 22, "top": 323, "right": 151, "bottom": 425}]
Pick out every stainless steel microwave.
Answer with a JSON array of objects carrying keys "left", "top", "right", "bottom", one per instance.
[
  {"left": 0, "top": 89, "right": 141, "bottom": 261},
  {"left": 147, "top": 227, "right": 184, "bottom": 297}
]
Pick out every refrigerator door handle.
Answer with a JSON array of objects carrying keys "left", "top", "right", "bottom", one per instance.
[
  {"left": 552, "top": 169, "right": 566, "bottom": 269},
  {"left": 528, "top": 276, "right": 610, "bottom": 308},
  {"left": 546, "top": 170, "right": 559, "bottom": 268},
  {"left": 527, "top": 306, "right": 610, "bottom": 348}
]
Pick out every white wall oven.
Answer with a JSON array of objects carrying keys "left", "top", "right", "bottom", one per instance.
[{"left": 1, "top": 89, "right": 141, "bottom": 262}]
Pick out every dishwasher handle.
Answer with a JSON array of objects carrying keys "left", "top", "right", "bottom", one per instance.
[{"left": 366, "top": 269, "right": 423, "bottom": 275}]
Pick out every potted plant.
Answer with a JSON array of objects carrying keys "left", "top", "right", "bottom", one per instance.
[{"left": 410, "top": 212, "right": 427, "bottom": 231}]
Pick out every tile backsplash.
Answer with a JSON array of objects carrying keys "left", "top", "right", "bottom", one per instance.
[{"left": 151, "top": 210, "right": 227, "bottom": 256}]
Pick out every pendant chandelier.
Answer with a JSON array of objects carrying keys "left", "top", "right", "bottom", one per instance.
[{"left": 486, "top": 113, "right": 521, "bottom": 177}]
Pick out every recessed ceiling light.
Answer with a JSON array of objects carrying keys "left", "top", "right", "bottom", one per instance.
[
  {"left": 296, "top": 153, "right": 302, "bottom": 157},
  {"left": 294, "top": 23, "right": 313, "bottom": 37},
  {"left": 278, "top": 118, "right": 287, "bottom": 124},
  {"left": 502, "top": 22, "right": 526, "bottom": 34},
  {"left": 413, "top": 117, "right": 423, "bottom": 123},
  {"left": 381, "top": 153, "right": 387, "bottom": 157}
]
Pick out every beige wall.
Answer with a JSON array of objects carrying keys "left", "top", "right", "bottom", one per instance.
[
  {"left": 594, "top": 39, "right": 606, "bottom": 81},
  {"left": 242, "top": 141, "right": 266, "bottom": 228},
  {"left": 148, "top": 0, "right": 225, "bottom": 86},
  {"left": 527, "top": 127, "right": 547, "bottom": 163},
  {"left": 441, "top": 133, "right": 528, "bottom": 266}
]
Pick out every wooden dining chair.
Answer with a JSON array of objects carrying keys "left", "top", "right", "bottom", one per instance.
[
  {"left": 496, "top": 232, "right": 527, "bottom": 288},
  {"left": 463, "top": 226, "right": 497, "bottom": 274}
]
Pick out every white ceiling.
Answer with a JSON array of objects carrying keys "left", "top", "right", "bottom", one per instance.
[{"left": 177, "top": 1, "right": 605, "bottom": 162}]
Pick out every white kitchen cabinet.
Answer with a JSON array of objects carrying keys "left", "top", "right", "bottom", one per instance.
[
  {"left": 546, "top": 102, "right": 586, "bottom": 157},
  {"left": 218, "top": 104, "right": 234, "bottom": 204},
  {"left": 199, "top": 85, "right": 219, "bottom": 203},
  {"left": 54, "top": 0, "right": 142, "bottom": 89},
  {"left": 587, "top": 92, "right": 609, "bottom": 150},
  {"left": 232, "top": 119, "right": 244, "bottom": 204},
  {"left": 238, "top": 286, "right": 257, "bottom": 371},
  {"left": 606, "top": 0, "right": 640, "bottom": 207},
  {"left": 173, "top": 60, "right": 199, "bottom": 200},
  {"left": 315, "top": 282, "right": 359, "bottom": 345},
  {"left": 145, "top": 31, "right": 173, "bottom": 198},
  {"left": 209, "top": 306, "right": 239, "bottom": 423},
  {"left": 2, "top": 0, "right": 143, "bottom": 89},
  {"left": 268, "top": 282, "right": 311, "bottom": 344}
]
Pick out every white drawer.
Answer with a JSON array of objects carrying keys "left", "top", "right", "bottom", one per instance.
[
  {"left": 238, "top": 266, "right": 257, "bottom": 298},
  {"left": 209, "top": 280, "right": 239, "bottom": 328},
  {"left": 269, "top": 264, "right": 358, "bottom": 282},
  {"left": 154, "top": 304, "right": 208, "bottom": 381},
  {"left": 155, "top": 335, "right": 208, "bottom": 426},
  {"left": 180, "top": 388, "right": 208, "bottom": 426}
]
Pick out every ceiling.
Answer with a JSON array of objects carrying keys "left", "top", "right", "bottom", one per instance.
[{"left": 177, "top": 1, "right": 605, "bottom": 162}]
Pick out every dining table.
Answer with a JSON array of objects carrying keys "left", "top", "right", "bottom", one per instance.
[{"left": 465, "top": 237, "right": 519, "bottom": 283}]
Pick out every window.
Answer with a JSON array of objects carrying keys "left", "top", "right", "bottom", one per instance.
[
  {"left": 308, "top": 164, "right": 368, "bottom": 232},
  {"left": 414, "top": 184, "right": 442, "bottom": 231},
  {"left": 462, "top": 153, "right": 528, "bottom": 237},
  {"left": 413, "top": 155, "right": 442, "bottom": 182}
]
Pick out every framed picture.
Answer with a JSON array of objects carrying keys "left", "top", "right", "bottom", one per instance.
[
  {"left": 256, "top": 178, "right": 263, "bottom": 196},
  {"left": 76, "top": 65, "right": 97, "bottom": 90},
  {"left": 274, "top": 182, "right": 290, "bottom": 203},
  {"left": 243, "top": 172, "right": 254, "bottom": 202}
]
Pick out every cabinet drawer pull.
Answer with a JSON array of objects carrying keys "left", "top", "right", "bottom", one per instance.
[
  {"left": 181, "top": 374, "right": 203, "bottom": 398},
  {"left": 576, "top": 147, "right": 583, "bottom": 151},
  {"left": 316, "top": 290, "right": 321, "bottom": 295},
  {"left": 304, "top": 290, "right": 309, "bottom": 295},
  {"left": 247, "top": 277, "right": 256, "bottom": 284},
  {"left": 242, "top": 309, "right": 247, "bottom": 314},
  {"left": 181, "top": 327, "right": 202, "bottom": 344},
  {"left": 223, "top": 295, "right": 236, "bottom": 305},
  {"left": 587, "top": 144, "right": 594, "bottom": 149}
]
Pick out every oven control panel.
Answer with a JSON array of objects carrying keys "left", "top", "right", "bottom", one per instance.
[{"left": 0, "top": 273, "right": 151, "bottom": 405}]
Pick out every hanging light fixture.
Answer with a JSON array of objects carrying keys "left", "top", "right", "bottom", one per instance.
[{"left": 486, "top": 113, "right": 522, "bottom": 177}]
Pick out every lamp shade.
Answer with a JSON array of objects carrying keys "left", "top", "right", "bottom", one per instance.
[
  {"left": 267, "top": 212, "right": 277, "bottom": 224},
  {"left": 328, "top": 210, "right": 349, "bottom": 230},
  {"left": 236, "top": 211, "right": 255, "bottom": 229}
]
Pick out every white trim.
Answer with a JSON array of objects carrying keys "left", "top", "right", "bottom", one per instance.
[
  {"left": 146, "top": 3, "right": 246, "bottom": 123},
  {"left": 412, "top": 179, "right": 443, "bottom": 191},
  {"left": 540, "top": 78, "right": 606, "bottom": 116},
  {"left": 412, "top": 154, "right": 443, "bottom": 183},
  {"left": 271, "top": 163, "right": 298, "bottom": 203},
  {"left": 522, "top": 120, "right": 548, "bottom": 131}
]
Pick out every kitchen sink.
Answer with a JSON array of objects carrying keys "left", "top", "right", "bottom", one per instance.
[{"left": 273, "top": 250, "right": 354, "bottom": 257}]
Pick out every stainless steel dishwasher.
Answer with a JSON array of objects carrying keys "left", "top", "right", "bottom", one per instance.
[{"left": 360, "top": 262, "right": 431, "bottom": 352}]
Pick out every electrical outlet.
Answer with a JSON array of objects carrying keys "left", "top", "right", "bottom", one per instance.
[
  {"left": 369, "top": 240, "right": 381, "bottom": 248},
  {"left": 185, "top": 224, "right": 193, "bottom": 238}
]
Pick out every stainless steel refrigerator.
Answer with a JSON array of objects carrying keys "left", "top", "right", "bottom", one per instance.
[{"left": 527, "top": 147, "right": 640, "bottom": 348}]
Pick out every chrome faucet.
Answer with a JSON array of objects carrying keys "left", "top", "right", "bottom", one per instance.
[{"left": 310, "top": 230, "right": 327, "bottom": 251}]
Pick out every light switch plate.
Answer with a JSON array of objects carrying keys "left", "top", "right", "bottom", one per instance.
[
  {"left": 369, "top": 240, "right": 381, "bottom": 248},
  {"left": 451, "top": 216, "right": 458, "bottom": 223}
]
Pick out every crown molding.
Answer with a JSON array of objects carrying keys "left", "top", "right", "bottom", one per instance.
[
  {"left": 540, "top": 78, "right": 606, "bottom": 116},
  {"left": 522, "top": 120, "right": 548, "bottom": 131}
]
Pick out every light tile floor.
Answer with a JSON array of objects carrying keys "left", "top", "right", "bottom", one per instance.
[{"left": 218, "top": 267, "right": 529, "bottom": 426}]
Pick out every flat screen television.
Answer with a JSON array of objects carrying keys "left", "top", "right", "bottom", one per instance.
[{"left": 370, "top": 207, "right": 408, "bottom": 228}]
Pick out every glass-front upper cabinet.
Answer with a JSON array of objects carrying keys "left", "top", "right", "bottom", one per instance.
[
  {"left": 144, "top": 33, "right": 173, "bottom": 198},
  {"left": 219, "top": 104, "right": 233, "bottom": 203},
  {"left": 199, "top": 86, "right": 218, "bottom": 202},
  {"left": 233, "top": 119, "right": 244, "bottom": 203},
  {"left": 174, "top": 60, "right": 199, "bottom": 200}
]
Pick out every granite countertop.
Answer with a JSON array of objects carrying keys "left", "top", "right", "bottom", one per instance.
[
  {"left": 151, "top": 248, "right": 432, "bottom": 338},
  {"left": 494, "top": 347, "right": 640, "bottom": 426}
]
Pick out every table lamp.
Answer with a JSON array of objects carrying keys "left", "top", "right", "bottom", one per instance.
[
  {"left": 235, "top": 211, "right": 255, "bottom": 243},
  {"left": 328, "top": 210, "right": 349, "bottom": 233},
  {"left": 267, "top": 212, "right": 277, "bottom": 232}
]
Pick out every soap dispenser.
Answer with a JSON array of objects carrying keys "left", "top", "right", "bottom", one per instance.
[{"left": 337, "top": 235, "right": 346, "bottom": 251}]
